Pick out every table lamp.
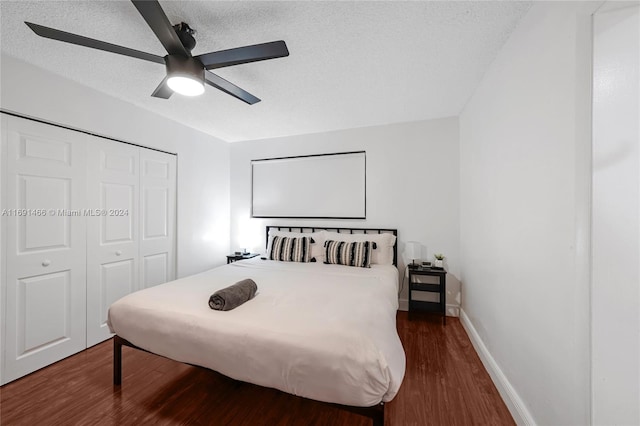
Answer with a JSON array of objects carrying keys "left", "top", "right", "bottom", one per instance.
[{"left": 404, "top": 241, "right": 421, "bottom": 268}]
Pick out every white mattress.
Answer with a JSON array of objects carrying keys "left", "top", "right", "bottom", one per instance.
[{"left": 107, "top": 257, "right": 406, "bottom": 406}]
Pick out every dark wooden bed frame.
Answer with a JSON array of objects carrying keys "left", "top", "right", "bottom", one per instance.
[{"left": 113, "top": 226, "right": 398, "bottom": 426}]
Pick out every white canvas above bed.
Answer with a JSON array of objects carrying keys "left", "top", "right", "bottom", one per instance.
[{"left": 251, "top": 151, "right": 366, "bottom": 219}]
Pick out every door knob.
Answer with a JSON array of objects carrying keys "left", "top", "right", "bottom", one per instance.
[
  {"left": 115, "top": 250, "right": 122, "bottom": 256},
  {"left": 42, "top": 259, "right": 51, "bottom": 267}
]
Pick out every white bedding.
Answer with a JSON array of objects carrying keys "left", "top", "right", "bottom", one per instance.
[{"left": 107, "top": 257, "right": 406, "bottom": 406}]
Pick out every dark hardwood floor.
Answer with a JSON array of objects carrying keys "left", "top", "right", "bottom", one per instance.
[{"left": 0, "top": 312, "right": 514, "bottom": 425}]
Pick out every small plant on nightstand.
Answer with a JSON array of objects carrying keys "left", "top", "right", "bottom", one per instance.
[{"left": 434, "top": 253, "right": 445, "bottom": 268}]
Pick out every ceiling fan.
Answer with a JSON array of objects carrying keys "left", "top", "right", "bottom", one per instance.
[{"left": 25, "top": 0, "right": 289, "bottom": 104}]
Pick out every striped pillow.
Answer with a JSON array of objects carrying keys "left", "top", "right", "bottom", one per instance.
[
  {"left": 324, "top": 240, "right": 372, "bottom": 268},
  {"left": 269, "top": 236, "right": 312, "bottom": 262}
]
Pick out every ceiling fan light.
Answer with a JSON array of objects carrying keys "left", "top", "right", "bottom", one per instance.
[
  {"left": 167, "top": 76, "right": 204, "bottom": 96},
  {"left": 164, "top": 55, "right": 205, "bottom": 97}
]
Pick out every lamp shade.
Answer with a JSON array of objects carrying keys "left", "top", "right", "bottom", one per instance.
[{"left": 404, "top": 241, "right": 421, "bottom": 262}]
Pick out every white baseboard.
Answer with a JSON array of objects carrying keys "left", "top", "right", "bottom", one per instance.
[
  {"left": 399, "top": 298, "right": 408, "bottom": 311},
  {"left": 459, "top": 309, "right": 536, "bottom": 426}
]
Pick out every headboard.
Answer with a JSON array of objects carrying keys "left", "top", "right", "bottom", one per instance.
[{"left": 265, "top": 226, "right": 398, "bottom": 266}]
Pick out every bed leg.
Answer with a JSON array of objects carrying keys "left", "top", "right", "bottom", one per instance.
[
  {"left": 113, "top": 335, "right": 122, "bottom": 386},
  {"left": 372, "top": 402, "right": 384, "bottom": 426}
]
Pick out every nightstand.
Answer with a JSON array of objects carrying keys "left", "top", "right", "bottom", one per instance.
[
  {"left": 226, "top": 253, "right": 259, "bottom": 264},
  {"left": 408, "top": 267, "right": 447, "bottom": 324}
]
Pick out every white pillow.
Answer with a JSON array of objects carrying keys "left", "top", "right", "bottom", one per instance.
[
  {"left": 266, "top": 229, "right": 327, "bottom": 262},
  {"left": 322, "top": 231, "right": 396, "bottom": 265}
]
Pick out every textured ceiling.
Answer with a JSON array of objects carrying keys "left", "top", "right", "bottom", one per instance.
[{"left": 0, "top": 1, "right": 531, "bottom": 142}]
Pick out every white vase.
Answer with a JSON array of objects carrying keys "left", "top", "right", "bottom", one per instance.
[{"left": 434, "top": 259, "right": 444, "bottom": 268}]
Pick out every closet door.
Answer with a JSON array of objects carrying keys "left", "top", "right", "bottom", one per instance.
[
  {"left": 2, "top": 116, "right": 87, "bottom": 384},
  {"left": 86, "top": 139, "right": 139, "bottom": 347},
  {"left": 140, "top": 149, "right": 176, "bottom": 287}
]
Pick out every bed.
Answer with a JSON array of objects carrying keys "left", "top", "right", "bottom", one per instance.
[{"left": 108, "top": 226, "right": 405, "bottom": 425}]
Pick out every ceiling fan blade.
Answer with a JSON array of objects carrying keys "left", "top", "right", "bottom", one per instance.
[
  {"left": 25, "top": 22, "right": 164, "bottom": 65},
  {"left": 196, "top": 41, "right": 289, "bottom": 70},
  {"left": 205, "top": 71, "right": 260, "bottom": 105},
  {"left": 151, "top": 76, "right": 173, "bottom": 99},
  {"left": 131, "top": 0, "right": 190, "bottom": 57}
]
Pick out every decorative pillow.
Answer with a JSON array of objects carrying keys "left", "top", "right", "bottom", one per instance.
[
  {"left": 266, "top": 230, "right": 326, "bottom": 262},
  {"left": 269, "top": 236, "right": 313, "bottom": 262},
  {"left": 324, "top": 240, "right": 373, "bottom": 268},
  {"left": 323, "top": 231, "right": 396, "bottom": 265}
]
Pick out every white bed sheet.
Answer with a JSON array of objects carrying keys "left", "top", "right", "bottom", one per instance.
[{"left": 107, "top": 257, "right": 406, "bottom": 406}]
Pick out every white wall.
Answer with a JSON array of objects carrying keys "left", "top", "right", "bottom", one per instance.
[
  {"left": 459, "top": 2, "right": 596, "bottom": 425},
  {"left": 0, "top": 54, "right": 230, "bottom": 277},
  {"left": 229, "top": 118, "right": 460, "bottom": 313},
  {"left": 592, "top": 4, "right": 640, "bottom": 424}
]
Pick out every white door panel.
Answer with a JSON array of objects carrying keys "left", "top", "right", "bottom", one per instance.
[
  {"left": 18, "top": 175, "right": 70, "bottom": 251},
  {"left": 2, "top": 116, "right": 87, "bottom": 384},
  {"left": 140, "top": 150, "right": 176, "bottom": 288},
  {"left": 100, "top": 182, "right": 135, "bottom": 243},
  {"left": 144, "top": 187, "right": 169, "bottom": 238},
  {"left": 17, "top": 271, "right": 70, "bottom": 356},
  {"left": 86, "top": 138, "right": 139, "bottom": 347},
  {"left": 144, "top": 158, "right": 170, "bottom": 179},
  {"left": 143, "top": 253, "right": 169, "bottom": 288},
  {"left": 99, "top": 259, "right": 135, "bottom": 324},
  {"left": 102, "top": 151, "right": 136, "bottom": 175},
  {"left": 15, "top": 132, "right": 73, "bottom": 169}
]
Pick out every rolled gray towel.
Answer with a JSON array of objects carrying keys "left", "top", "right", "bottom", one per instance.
[{"left": 209, "top": 278, "right": 257, "bottom": 311}]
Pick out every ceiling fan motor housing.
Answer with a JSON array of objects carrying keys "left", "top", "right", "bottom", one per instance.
[{"left": 165, "top": 55, "right": 204, "bottom": 84}]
